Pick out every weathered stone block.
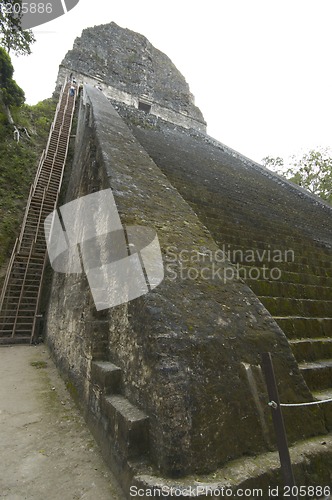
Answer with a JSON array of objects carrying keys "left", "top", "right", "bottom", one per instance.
[
  {"left": 91, "top": 361, "right": 122, "bottom": 393},
  {"left": 103, "top": 394, "right": 149, "bottom": 459}
]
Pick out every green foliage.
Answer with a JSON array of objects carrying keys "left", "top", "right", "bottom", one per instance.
[
  {"left": 0, "top": 46, "right": 25, "bottom": 111},
  {"left": 261, "top": 156, "right": 284, "bottom": 175},
  {"left": 0, "top": 1, "right": 35, "bottom": 55},
  {"left": 1, "top": 75, "right": 24, "bottom": 106},
  {"left": 0, "top": 45, "right": 13, "bottom": 82},
  {"left": 0, "top": 98, "right": 56, "bottom": 268},
  {"left": 0, "top": 105, "right": 9, "bottom": 134},
  {"left": 15, "top": 98, "right": 55, "bottom": 142},
  {"left": 287, "top": 149, "right": 332, "bottom": 204},
  {"left": 262, "top": 148, "right": 332, "bottom": 204}
]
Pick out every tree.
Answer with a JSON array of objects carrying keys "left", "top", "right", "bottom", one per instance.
[
  {"left": 261, "top": 156, "right": 284, "bottom": 176},
  {"left": 262, "top": 149, "right": 332, "bottom": 204},
  {"left": 0, "top": 47, "right": 24, "bottom": 105},
  {"left": 0, "top": 0, "right": 35, "bottom": 55},
  {"left": 0, "top": 46, "right": 25, "bottom": 136}
]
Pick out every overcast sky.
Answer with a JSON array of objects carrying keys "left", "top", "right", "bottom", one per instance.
[{"left": 11, "top": 0, "right": 332, "bottom": 164}]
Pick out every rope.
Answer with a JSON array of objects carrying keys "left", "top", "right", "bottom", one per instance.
[{"left": 269, "top": 398, "right": 332, "bottom": 408}]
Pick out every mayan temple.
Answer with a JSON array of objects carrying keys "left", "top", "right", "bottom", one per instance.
[{"left": 1, "top": 22, "right": 331, "bottom": 498}]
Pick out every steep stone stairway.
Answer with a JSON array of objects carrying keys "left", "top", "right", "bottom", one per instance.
[
  {"left": 215, "top": 222, "right": 332, "bottom": 403},
  {"left": 0, "top": 81, "right": 76, "bottom": 344},
  {"left": 126, "top": 121, "right": 332, "bottom": 412}
]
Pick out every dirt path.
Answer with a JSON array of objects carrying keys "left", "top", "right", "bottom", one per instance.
[{"left": 0, "top": 345, "right": 126, "bottom": 500}]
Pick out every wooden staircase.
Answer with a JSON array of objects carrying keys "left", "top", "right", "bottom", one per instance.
[{"left": 0, "top": 81, "right": 76, "bottom": 344}]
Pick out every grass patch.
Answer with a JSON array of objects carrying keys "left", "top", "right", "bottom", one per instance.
[
  {"left": 66, "top": 380, "right": 79, "bottom": 400},
  {"left": 30, "top": 360, "right": 48, "bottom": 369}
]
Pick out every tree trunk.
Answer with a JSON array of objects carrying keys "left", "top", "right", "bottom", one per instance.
[
  {"left": 0, "top": 90, "right": 20, "bottom": 141},
  {"left": 4, "top": 103, "right": 14, "bottom": 125}
]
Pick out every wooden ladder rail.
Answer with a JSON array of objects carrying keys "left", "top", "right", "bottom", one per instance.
[
  {"left": 34, "top": 188, "right": 47, "bottom": 245},
  {"left": 30, "top": 85, "right": 77, "bottom": 342},
  {"left": 31, "top": 250, "right": 48, "bottom": 343},
  {"left": 33, "top": 150, "right": 46, "bottom": 191},
  {"left": 57, "top": 93, "right": 76, "bottom": 191},
  {"left": 17, "top": 82, "right": 71, "bottom": 253},
  {"left": 42, "top": 77, "right": 68, "bottom": 159},
  {"left": 17, "top": 186, "right": 33, "bottom": 253},
  {"left": 11, "top": 242, "right": 34, "bottom": 338},
  {"left": 46, "top": 91, "right": 73, "bottom": 192},
  {"left": 0, "top": 238, "right": 18, "bottom": 315},
  {"left": 32, "top": 79, "right": 69, "bottom": 195},
  {"left": 0, "top": 79, "right": 75, "bottom": 343}
]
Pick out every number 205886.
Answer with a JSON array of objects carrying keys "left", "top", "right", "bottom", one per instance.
[
  {"left": 283, "top": 485, "right": 331, "bottom": 497},
  {"left": 1, "top": 3, "right": 53, "bottom": 15}
]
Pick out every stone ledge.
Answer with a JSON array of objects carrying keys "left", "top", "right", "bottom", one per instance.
[
  {"left": 103, "top": 394, "right": 149, "bottom": 459},
  {"left": 131, "top": 433, "right": 332, "bottom": 499},
  {"left": 91, "top": 360, "right": 122, "bottom": 393}
]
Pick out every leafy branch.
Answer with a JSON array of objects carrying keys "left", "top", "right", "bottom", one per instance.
[{"left": 262, "top": 149, "right": 332, "bottom": 204}]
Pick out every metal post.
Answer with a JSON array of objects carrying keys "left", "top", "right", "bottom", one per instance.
[{"left": 261, "top": 352, "right": 298, "bottom": 500}]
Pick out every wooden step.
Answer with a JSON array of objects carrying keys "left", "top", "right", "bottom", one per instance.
[
  {"left": 0, "top": 336, "right": 32, "bottom": 344},
  {"left": 0, "top": 78, "right": 76, "bottom": 345},
  {"left": 0, "top": 315, "right": 35, "bottom": 319}
]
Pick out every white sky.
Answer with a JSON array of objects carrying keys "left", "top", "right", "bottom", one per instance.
[{"left": 11, "top": 0, "right": 332, "bottom": 164}]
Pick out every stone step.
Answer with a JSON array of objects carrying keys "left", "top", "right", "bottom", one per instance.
[
  {"left": 289, "top": 338, "right": 332, "bottom": 363},
  {"left": 275, "top": 317, "right": 332, "bottom": 339},
  {"left": 313, "top": 388, "right": 332, "bottom": 401},
  {"left": 207, "top": 219, "right": 303, "bottom": 242},
  {"left": 298, "top": 359, "right": 332, "bottom": 391},
  {"left": 91, "top": 361, "right": 122, "bottom": 394},
  {"left": 130, "top": 431, "right": 332, "bottom": 496},
  {"left": 241, "top": 266, "right": 332, "bottom": 287},
  {"left": 102, "top": 394, "right": 149, "bottom": 459},
  {"left": 277, "top": 270, "right": 332, "bottom": 287},
  {"left": 259, "top": 297, "right": 332, "bottom": 317},
  {"left": 217, "top": 233, "right": 328, "bottom": 259},
  {"left": 202, "top": 195, "right": 331, "bottom": 235},
  {"left": 203, "top": 211, "right": 332, "bottom": 247},
  {"left": 312, "top": 389, "right": 332, "bottom": 427},
  {"left": 214, "top": 231, "right": 331, "bottom": 257},
  {"left": 248, "top": 281, "right": 332, "bottom": 301},
  {"left": 220, "top": 242, "right": 332, "bottom": 270},
  {"left": 237, "top": 259, "right": 332, "bottom": 277},
  {"left": 239, "top": 271, "right": 332, "bottom": 292}
]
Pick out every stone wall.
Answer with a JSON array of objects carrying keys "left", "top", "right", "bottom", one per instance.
[
  {"left": 45, "top": 86, "right": 326, "bottom": 488},
  {"left": 56, "top": 65, "right": 206, "bottom": 133},
  {"left": 55, "top": 22, "right": 206, "bottom": 133}
]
